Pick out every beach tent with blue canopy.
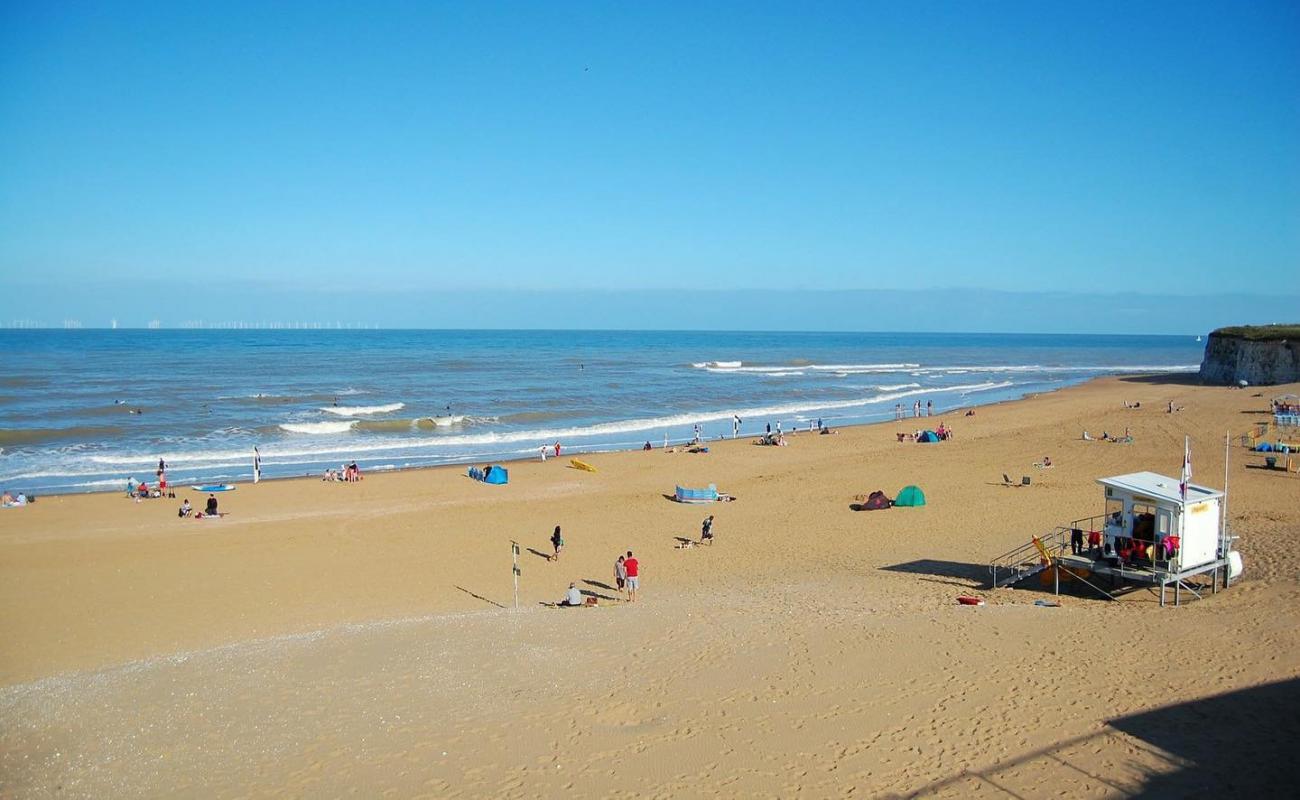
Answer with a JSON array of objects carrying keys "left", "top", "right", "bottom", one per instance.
[
  {"left": 917, "top": 430, "right": 941, "bottom": 443},
  {"left": 484, "top": 466, "right": 508, "bottom": 484},
  {"left": 894, "top": 485, "right": 926, "bottom": 506}
]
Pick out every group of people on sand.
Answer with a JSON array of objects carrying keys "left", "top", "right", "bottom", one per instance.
[
  {"left": 548, "top": 523, "right": 643, "bottom": 606},
  {"left": 1082, "top": 428, "right": 1133, "bottom": 443},
  {"left": 128, "top": 458, "right": 177, "bottom": 501},
  {"left": 177, "top": 494, "right": 221, "bottom": 519},
  {"left": 323, "top": 462, "right": 363, "bottom": 482},
  {"left": 538, "top": 442, "right": 563, "bottom": 461},
  {"left": 1, "top": 490, "right": 30, "bottom": 507}
]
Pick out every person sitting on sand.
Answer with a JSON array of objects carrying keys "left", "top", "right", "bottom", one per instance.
[
  {"left": 137, "top": 480, "right": 151, "bottom": 499},
  {"left": 178, "top": 499, "right": 192, "bottom": 518},
  {"left": 550, "top": 525, "right": 564, "bottom": 560},
  {"left": 643, "top": 441, "right": 652, "bottom": 451},
  {"left": 13, "top": 492, "right": 26, "bottom": 506},
  {"left": 205, "top": 494, "right": 219, "bottom": 516},
  {"left": 1, "top": 491, "right": 14, "bottom": 507},
  {"left": 557, "top": 582, "right": 584, "bottom": 607}
]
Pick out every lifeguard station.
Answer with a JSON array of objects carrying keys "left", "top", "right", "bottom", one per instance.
[{"left": 990, "top": 471, "right": 1241, "bottom": 606}]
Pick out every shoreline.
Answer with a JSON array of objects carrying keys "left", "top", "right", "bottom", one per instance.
[{"left": 15, "top": 373, "right": 1170, "bottom": 499}]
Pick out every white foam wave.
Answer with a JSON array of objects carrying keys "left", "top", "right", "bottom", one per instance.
[
  {"left": 876, "top": 383, "right": 922, "bottom": 391},
  {"left": 279, "top": 420, "right": 358, "bottom": 435},
  {"left": 691, "top": 360, "right": 742, "bottom": 368},
  {"left": 321, "top": 402, "right": 405, "bottom": 416},
  {"left": 77, "top": 381, "right": 1016, "bottom": 470}
]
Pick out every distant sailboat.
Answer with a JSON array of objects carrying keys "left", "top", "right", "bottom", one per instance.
[{"left": 1196, "top": 335, "right": 1202, "bottom": 342}]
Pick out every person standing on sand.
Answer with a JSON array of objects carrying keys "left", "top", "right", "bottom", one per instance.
[
  {"left": 555, "top": 441, "right": 562, "bottom": 457},
  {"left": 624, "top": 550, "right": 639, "bottom": 602},
  {"left": 733, "top": 415, "right": 741, "bottom": 438},
  {"left": 615, "top": 555, "right": 627, "bottom": 594},
  {"left": 550, "top": 525, "right": 564, "bottom": 560},
  {"left": 926, "top": 400, "right": 933, "bottom": 417},
  {"left": 701, "top": 515, "right": 714, "bottom": 545},
  {"left": 895, "top": 403, "right": 902, "bottom": 420},
  {"left": 914, "top": 400, "right": 921, "bottom": 418},
  {"left": 540, "top": 445, "right": 547, "bottom": 462},
  {"left": 766, "top": 422, "right": 771, "bottom": 435}
]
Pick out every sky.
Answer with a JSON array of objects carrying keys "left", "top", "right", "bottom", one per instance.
[{"left": 1, "top": 1, "right": 1297, "bottom": 331}]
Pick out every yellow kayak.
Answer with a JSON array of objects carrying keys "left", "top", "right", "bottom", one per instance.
[{"left": 569, "top": 459, "right": 597, "bottom": 473}]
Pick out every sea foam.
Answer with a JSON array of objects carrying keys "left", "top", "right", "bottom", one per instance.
[{"left": 321, "top": 402, "right": 405, "bottom": 416}]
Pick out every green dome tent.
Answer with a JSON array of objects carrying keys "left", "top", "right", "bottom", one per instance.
[{"left": 895, "top": 485, "right": 926, "bottom": 507}]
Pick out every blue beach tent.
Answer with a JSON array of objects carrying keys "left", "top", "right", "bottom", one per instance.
[
  {"left": 484, "top": 466, "right": 509, "bottom": 484},
  {"left": 917, "top": 430, "right": 941, "bottom": 443},
  {"left": 675, "top": 484, "right": 719, "bottom": 503}
]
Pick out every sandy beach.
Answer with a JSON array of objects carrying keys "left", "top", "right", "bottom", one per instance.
[{"left": 2, "top": 375, "right": 1298, "bottom": 798}]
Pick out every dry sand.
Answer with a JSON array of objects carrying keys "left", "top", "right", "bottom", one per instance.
[{"left": 2, "top": 376, "right": 1298, "bottom": 798}]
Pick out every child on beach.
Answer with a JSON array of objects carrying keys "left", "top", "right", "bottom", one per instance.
[
  {"left": 615, "top": 555, "right": 627, "bottom": 593},
  {"left": 550, "top": 525, "right": 564, "bottom": 560},
  {"left": 178, "top": 499, "right": 192, "bottom": 518},
  {"left": 701, "top": 515, "right": 714, "bottom": 545}
]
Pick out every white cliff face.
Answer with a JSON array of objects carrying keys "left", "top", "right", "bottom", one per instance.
[{"left": 1199, "top": 335, "right": 1300, "bottom": 385}]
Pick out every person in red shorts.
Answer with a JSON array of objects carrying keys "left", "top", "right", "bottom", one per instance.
[{"left": 623, "top": 550, "right": 639, "bottom": 602}]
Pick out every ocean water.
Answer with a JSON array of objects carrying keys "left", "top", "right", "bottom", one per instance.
[{"left": 0, "top": 330, "right": 1202, "bottom": 495}]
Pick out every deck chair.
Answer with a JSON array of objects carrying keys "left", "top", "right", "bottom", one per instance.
[{"left": 1002, "top": 473, "right": 1019, "bottom": 487}]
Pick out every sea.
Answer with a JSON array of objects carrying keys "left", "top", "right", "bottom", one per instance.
[{"left": 0, "top": 330, "right": 1203, "bottom": 495}]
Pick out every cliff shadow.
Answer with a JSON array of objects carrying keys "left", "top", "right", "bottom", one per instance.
[{"left": 1115, "top": 373, "right": 1205, "bottom": 386}]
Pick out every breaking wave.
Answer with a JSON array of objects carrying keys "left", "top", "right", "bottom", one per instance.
[{"left": 321, "top": 402, "right": 405, "bottom": 416}]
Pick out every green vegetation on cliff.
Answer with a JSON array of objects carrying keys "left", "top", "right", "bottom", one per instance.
[{"left": 1210, "top": 324, "right": 1300, "bottom": 341}]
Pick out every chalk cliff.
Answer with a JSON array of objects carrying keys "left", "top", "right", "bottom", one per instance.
[{"left": 1199, "top": 326, "right": 1300, "bottom": 385}]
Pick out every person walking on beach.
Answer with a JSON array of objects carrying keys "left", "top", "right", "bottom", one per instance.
[
  {"left": 693, "top": 424, "right": 701, "bottom": 444},
  {"left": 623, "top": 550, "right": 640, "bottom": 602},
  {"left": 701, "top": 515, "right": 714, "bottom": 545},
  {"left": 554, "top": 441, "right": 562, "bottom": 457},
  {"left": 539, "top": 445, "right": 547, "bottom": 462},
  {"left": 550, "top": 525, "right": 564, "bottom": 561},
  {"left": 914, "top": 400, "right": 921, "bottom": 418},
  {"left": 926, "top": 400, "right": 933, "bottom": 417},
  {"left": 615, "top": 554, "right": 627, "bottom": 595},
  {"left": 733, "top": 415, "right": 741, "bottom": 438},
  {"left": 895, "top": 403, "right": 902, "bottom": 420},
  {"left": 766, "top": 422, "right": 771, "bottom": 435},
  {"left": 776, "top": 420, "right": 782, "bottom": 436}
]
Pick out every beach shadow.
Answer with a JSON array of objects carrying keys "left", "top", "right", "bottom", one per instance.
[
  {"left": 455, "top": 585, "right": 506, "bottom": 609},
  {"left": 1239, "top": 409, "right": 1272, "bottom": 415},
  {"left": 661, "top": 493, "right": 678, "bottom": 502},
  {"left": 1244, "top": 464, "right": 1296, "bottom": 476},
  {"left": 880, "top": 559, "right": 989, "bottom": 586},
  {"left": 580, "top": 588, "right": 620, "bottom": 602},
  {"left": 1108, "top": 677, "right": 1300, "bottom": 796},
  {"left": 673, "top": 536, "right": 695, "bottom": 546},
  {"left": 1115, "top": 373, "right": 1204, "bottom": 386},
  {"left": 882, "top": 679, "right": 1300, "bottom": 798},
  {"left": 582, "top": 579, "right": 618, "bottom": 592},
  {"left": 526, "top": 547, "right": 553, "bottom": 561}
]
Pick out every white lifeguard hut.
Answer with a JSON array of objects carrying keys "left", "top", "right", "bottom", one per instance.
[{"left": 991, "top": 470, "right": 1240, "bottom": 606}]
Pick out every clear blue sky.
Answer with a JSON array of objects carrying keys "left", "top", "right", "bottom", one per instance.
[{"left": 1, "top": 1, "right": 1297, "bottom": 327}]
